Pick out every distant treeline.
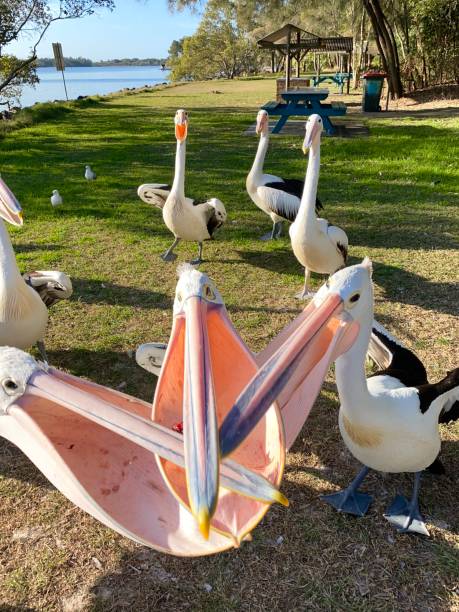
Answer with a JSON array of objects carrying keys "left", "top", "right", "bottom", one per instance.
[{"left": 37, "top": 57, "right": 167, "bottom": 68}]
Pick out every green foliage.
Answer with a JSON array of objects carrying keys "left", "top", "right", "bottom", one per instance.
[
  {"left": 0, "top": 55, "right": 38, "bottom": 108},
  {"left": 170, "top": 2, "right": 262, "bottom": 80}
]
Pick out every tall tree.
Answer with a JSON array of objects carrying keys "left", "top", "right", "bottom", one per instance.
[{"left": 0, "top": 0, "right": 114, "bottom": 105}]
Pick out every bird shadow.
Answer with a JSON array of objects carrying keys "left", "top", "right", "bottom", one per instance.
[
  {"left": 71, "top": 278, "right": 173, "bottom": 309},
  {"left": 13, "top": 243, "right": 63, "bottom": 254}
]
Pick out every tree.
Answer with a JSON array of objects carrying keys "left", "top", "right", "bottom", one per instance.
[
  {"left": 170, "top": 2, "right": 262, "bottom": 80},
  {"left": 0, "top": 0, "right": 114, "bottom": 106}
]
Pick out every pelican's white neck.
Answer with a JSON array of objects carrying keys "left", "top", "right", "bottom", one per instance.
[
  {"left": 335, "top": 300, "right": 374, "bottom": 409},
  {"left": 249, "top": 131, "right": 269, "bottom": 181},
  {"left": 0, "top": 219, "right": 22, "bottom": 290},
  {"left": 171, "top": 139, "right": 186, "bottom": 197},
  {"left": 294, "top": 137, "right": 320, "bottom": 232}
]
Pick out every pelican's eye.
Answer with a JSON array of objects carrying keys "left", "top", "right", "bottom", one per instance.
[
  {"left": 204, "top": 284, "right": 216, "bottom": 301},
  {"left": 3, "top": 378, "right": 18, "bottom": 395},
  {"left": 348, "top": 292, "right": 361, "bottom": 307},
  {"left": 177, "top": 291, "right": 183, "bottom": 302}
]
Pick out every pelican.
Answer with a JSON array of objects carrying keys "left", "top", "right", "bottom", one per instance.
[
  {"left": 157, "top": 109, "right": 227, "bottom": 265},
  {"left": 0, "top": 176, "right": 73, "bottom": 360},
  {"left": 0, "top": 346, "right": 287, "bottom": 556},
  {"left": 220, "top": 259, "right": 459, "bottom": 535},
  {"left": 152, "top": 264, "right": 288, "bottom": 541},
  {"left": 289, "top": 114, "right": 348, "bottom": 299},
  {"left": 247, "top": 109, "right": 323, "bottom": 241},
  {"left": 138, "top": 264, "right": 359, "bottom": 492}
]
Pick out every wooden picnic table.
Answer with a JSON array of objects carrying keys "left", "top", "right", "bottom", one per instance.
[{"left": 261, "top": 87, "right": 346, "bottom": 135}]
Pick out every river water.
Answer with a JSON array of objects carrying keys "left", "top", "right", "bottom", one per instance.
[{"left": 19, "top": 65, "right": 170, "bottom": 108}]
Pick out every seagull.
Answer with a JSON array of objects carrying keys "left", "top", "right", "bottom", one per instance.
[
  {"left": 85, "top": 165, "right": 96, "bottom": 180},
  {"left": 50, "top": 190, "right": 62, "bottom": 207}
]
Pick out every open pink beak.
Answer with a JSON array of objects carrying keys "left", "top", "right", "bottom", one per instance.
[
  {"left": 0, "top": 176, "right": 23, "bottom": 227},
  {"left": 182, "top": 296, "right": 219, "bottom": 539},
  {"left": 0, "top": 362, "right": 285, "bottom": 555},
  {"left": 152, "top": 287, "right": 285, "bottom": 544},
  {"left": 219, "top": 294, "right": 359, "bottom": 456}
]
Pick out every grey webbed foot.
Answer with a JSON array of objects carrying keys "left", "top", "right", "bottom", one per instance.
[
  {"left": 384, "top": 473, "right": 429, "bottom": 536},
  {"left": 295, "top": 290, "right": 315, "bottom": 301},
  {"left": 259, "top": 231, "right": 274, "bottom": 241},
  {"left": 321, "top": 465, "right": 372, "bottom": 517},
  {"left": 321, "top": 490, "right": 373, "bottom": 517},
  {"left": 161, "top": 251, "right": 178, "bottom": 262}
]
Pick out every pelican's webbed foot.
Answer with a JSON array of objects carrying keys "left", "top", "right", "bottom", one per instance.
[
  {"left": 161, "top": 237, "right": 180, "bottom": 262},
  {"left": 321, "top": 465, "right": 373, "bottom": 517},
  {"left": 384, "top": 472, "right": 429, "bottom": 536}
]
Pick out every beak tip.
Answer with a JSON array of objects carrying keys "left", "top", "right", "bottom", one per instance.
[
  {"left": 276, "top": 491, "right": 289, "bottom": 507},
  {"left": 198, "top": 508, "right": 211, "bottom": 540}
]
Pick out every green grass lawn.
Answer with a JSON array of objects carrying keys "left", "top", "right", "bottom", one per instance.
[{"left": 0, "top": 79, "right": 458, "bottom": 610}]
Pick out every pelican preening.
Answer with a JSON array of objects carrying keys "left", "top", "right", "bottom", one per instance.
[
  {"left": 289, "top": 114, "right": 348, "bottom": 299},
  {"left": 247, "top": 109, "right": 323, "bottom": 241},
  {"left": 139, "top": 109, "right": 227, "bottom": 265},
  {"left": 0, "top": 176, "right": 73, "bottom": 361}
]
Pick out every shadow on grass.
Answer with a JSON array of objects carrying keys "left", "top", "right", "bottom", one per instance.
[
  {"left": 71, "top": 278, "right": 173, "bottom": 309},
  {"left": 13, "top": 243, "right": 63, "bottom": 254}
]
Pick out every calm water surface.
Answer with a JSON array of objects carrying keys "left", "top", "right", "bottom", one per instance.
[{"left": 19, "top": 65, "right": 170, "bottom": 107}]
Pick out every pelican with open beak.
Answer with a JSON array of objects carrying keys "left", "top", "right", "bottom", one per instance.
[
  {"left": 0, "top": 174, "right": 23, "bottom": 226},
  {"left": 152, "top": 264, "right": 286, "bottom": 543},
  {"left": 0, "top": 346, "right": 288, "bottom": 555},
  {"left": 219, "top": 269, "right": 361, "bottom": 457}
]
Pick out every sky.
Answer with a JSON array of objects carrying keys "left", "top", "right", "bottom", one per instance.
[{"left": 9, "top": 1, "right": 203, "bottom": 60}]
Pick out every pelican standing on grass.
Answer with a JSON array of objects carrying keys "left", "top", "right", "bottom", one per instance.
[
  {"left": 158, "top": 109, "right": 227, "bottom": 265},
  {"left": 219, "top": 259, "right": 459, "bottom": 536},
  {"left": 0, "top": 177, "right": 72, "bottom": 361},
  {"left": 246, "top": 109, "right": 323, "bottom": 241},
  {"left": 290, "top": 114, "right": 348, "bottom": 299}
]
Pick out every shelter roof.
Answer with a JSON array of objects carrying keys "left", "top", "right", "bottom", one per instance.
[{"left": 258, "top": 23, "right": 353, "bottom": 53}]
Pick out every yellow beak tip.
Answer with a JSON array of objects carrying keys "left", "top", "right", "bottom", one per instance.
[
  {"left": 275, "top": 491, "right": 290, "bottom": 507},
  {"left": 197, "top": 509, "right": 211, "bottom": 540}
]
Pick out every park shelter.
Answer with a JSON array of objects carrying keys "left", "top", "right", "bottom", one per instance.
[{"left": 258, "top": 24, "right": 353, "bottom": 93}]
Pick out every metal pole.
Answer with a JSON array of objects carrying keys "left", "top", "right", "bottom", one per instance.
[{"left": 61, "top": 69, "right": 69, "bottom": 100}]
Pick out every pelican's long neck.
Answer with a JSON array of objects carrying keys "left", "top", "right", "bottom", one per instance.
[
  {"left": 0, "top": 219, "right": 22, "bottom": 291},
  {"left": 248, "top": 131, "right": 269, "bottom": 182},
  {"left": 295, "top": 137, "right": 320, "bottom": 232},
  {"left": 335, "top": 300, "right": 373, "bottom": 411},
  {"left": 171, "top": 138, "right": 186, "bottom": 198}
]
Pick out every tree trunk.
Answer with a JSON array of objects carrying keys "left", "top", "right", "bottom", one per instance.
[{"left": 363, "top": 0, "right": 403, "bottom": 98}]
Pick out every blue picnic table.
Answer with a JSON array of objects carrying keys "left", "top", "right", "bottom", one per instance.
[
  {"left": 312, "top": 72, "right": 353, "bottom": 94},
  {"left": 261, "top": 87, "right": 346, "bottom": 135}
]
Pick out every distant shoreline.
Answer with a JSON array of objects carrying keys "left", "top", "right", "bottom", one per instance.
[{"left": 37, "top": 57, "right": 168, "bottom": 68}]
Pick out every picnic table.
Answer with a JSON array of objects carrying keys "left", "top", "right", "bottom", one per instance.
[
  {"left": 312, "top": 72, "right": 353, "bottom": 94},
  {"left": 261, "top": 87, "right": 346, "bottom": 135}
]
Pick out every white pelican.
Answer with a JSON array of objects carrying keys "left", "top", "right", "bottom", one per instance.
[
  {"left": 85, "top": 165, "right": 96, "bottom": 180},
  {"left": 50, "top": 190, "right": 62, "bottom": 207},
  {"left": 0, "top": 345, "right": 287, "bottom": 556},
  {"left": 0, "top": 177, "right": 73, "bottom": 360},
  {"left": 289, "top": 114, "right": 348, "bottom": 299},
  {"left": 156, "top": 109, "right": 226, "bottom": 264},
  {"left": 247, "top": 109, "right": 323, "bottom": 241},
  {"left": 220, "top": 259, "right": 459, "bottom": 535}
]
